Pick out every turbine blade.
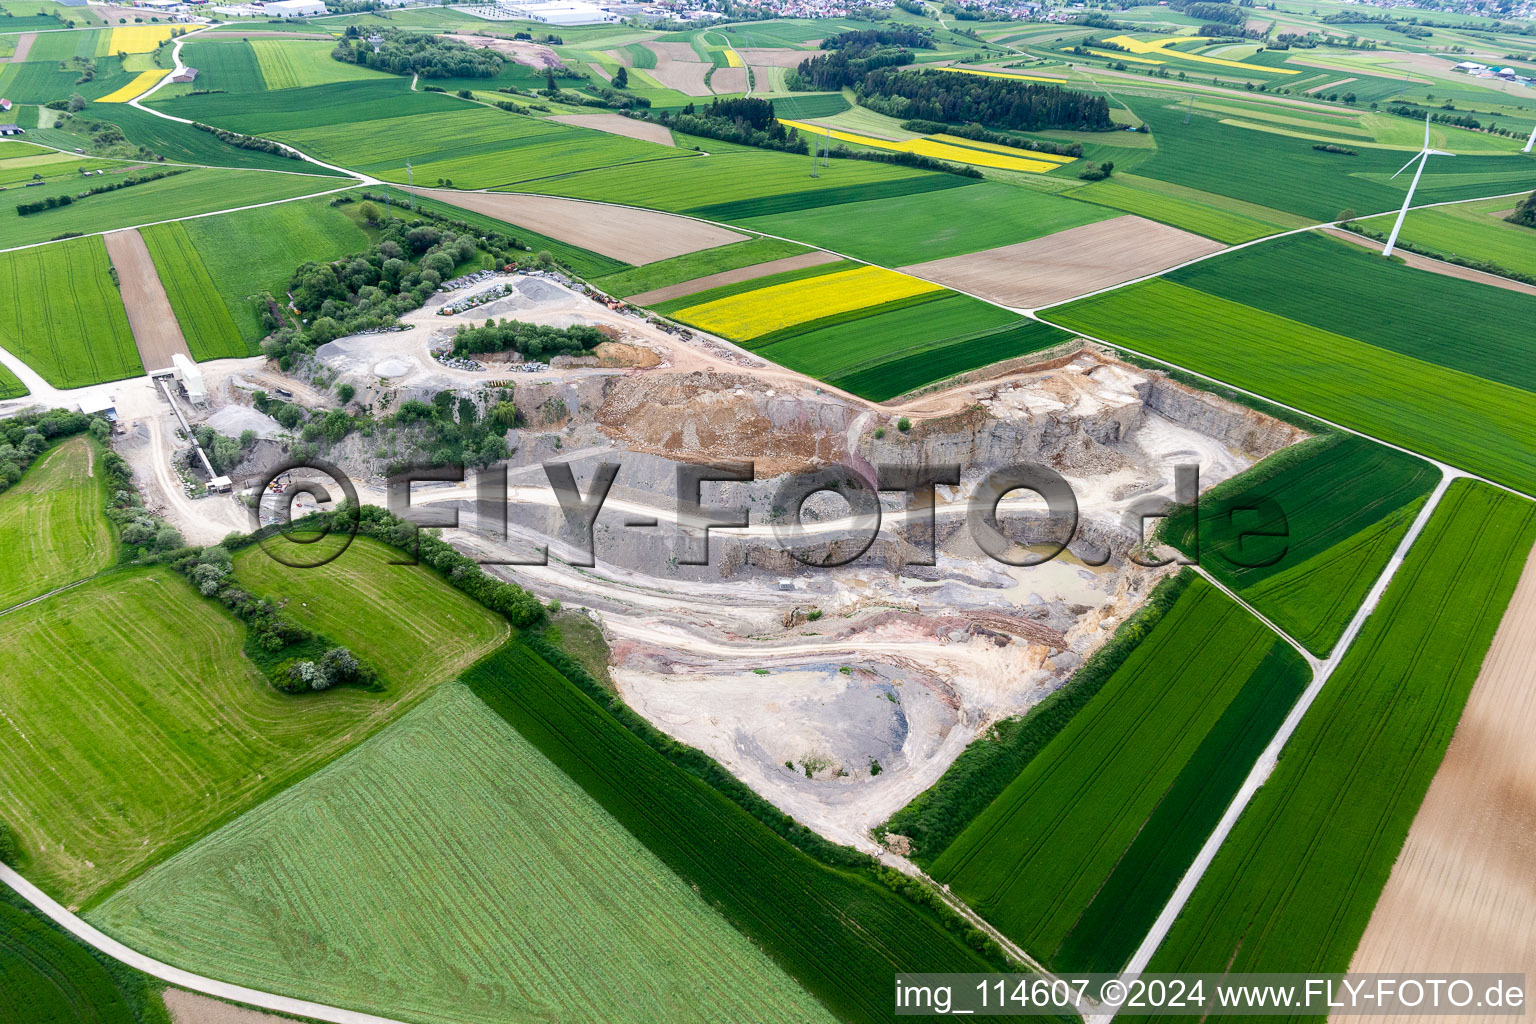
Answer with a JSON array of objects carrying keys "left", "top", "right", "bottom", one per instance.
[
  {"left": 1424, "top": 114, "right": 1431, "bottom": 149},
  {"left": 1390, "top": 153, "right": 1419, "bottom": 179},
  {"left": 1428, "top": 149, "right": 1455, "bottom": 157}
]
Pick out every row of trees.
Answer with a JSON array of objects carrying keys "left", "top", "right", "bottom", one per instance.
[
  {"left": 191, "top": 122, "right": 301, "bottom": 160},
  {"left": 637, "top": 97, "right": 807, "bottom": 154},
  {"left": 856, "top": 68, "right": 1115, "bottom": 133},
  {"left": 899, "top": 118, "right": 1081, "bottom": 157},
  {"left": 331, "top": 30, "right": 502, "bottom": 79},
  {"left": 1508, "top": 191, "right": 1536, "bottom": 230},
  {"left": 15, "top": 167, "right": 187, "bottom": 217}
]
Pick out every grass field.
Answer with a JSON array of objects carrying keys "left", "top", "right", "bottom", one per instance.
[
  {"left": 0, "top": 164, "right": 342, "bottom": 249},
  {"left": 0, "top": 364, "right": 24, "bottom": 400},
  {"left": 737, "top": 181, "right": 1116, "bottom": 265},
  {"left": 1162, "top": 434, "right": 1439, "bottom": 655},
  {"left": 90, "top": 682, "right": 834, "bottom": 1024},
  {"left": 0, "top": 891, "right": 160, "bottom": 1024},
  {"left": 231, "top": 536, "right": 508, "bottom": 690},
  {"left": 250, "top": 38, "right": 393, "bottom": 90},
  {"left": 830, "top": 319, "right": 1072, "bottom": 400},
  {"left": 1061, "top": 173, "right": 1300, "bottom": 244},
  {"left": 1047, "top": 278, "right": 1536, "bottom": 496},
  {"left": 1127, "top": 98, "right": 1536, "bottom": 221},
  {"left": 144, "top": 195, "right": 372, "bottom": 346},
  {"left": 81, "top": 103, "right": 344, "bottom": 174},
  {"left": 593, "top": 235, "right": 810, "bottom": 297},
  {"left": 459, "top": 642, "right": 1004, "bottom": 1024},
  {"left": 0, "top": 539, "right": 505, "bottom": 905},
  {"left": 172, "top": 38, "right": 267, "bottom": 96},
  {"left": 1144, "top": 480, "right": 1536, "bottom": 982},
  {"left": 1168, "top": 231, "right": 1536, "bottom": 394},
  {"left": 0, "top": 237, "right": 140, "bottom": 388},
  {"left": 148, "top": 78, "right": 457, "bottom": 135},
  {"left": 264, "top": 105, "right": 691, "bottom": 189},
  {"left": 0, "top": 438, "right": 113, "bottom": 611},
  {"left": 932, "top": 579, "right": 1309, "bottom": 970},
  {"left": 1356, "top": 195, "right": 1536, "bottom": 280},
  {"left": 138, "top": 221, "right": 248, "bottom": 360}
]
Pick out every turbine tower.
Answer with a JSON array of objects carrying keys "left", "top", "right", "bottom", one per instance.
[
  {"left": 1382, "top": 115, "right": 1453, "bottom": 258},
  {"left": 1523, "top": 121, "right": 1536, "bottom": 154}
]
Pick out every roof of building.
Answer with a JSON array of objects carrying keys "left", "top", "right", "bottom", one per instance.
[
  {"left": 0, "top": 125, "right": 23, "bottom": 133},
  {"left": 172, "top": 67, "right": 200, "bottom": 80}
]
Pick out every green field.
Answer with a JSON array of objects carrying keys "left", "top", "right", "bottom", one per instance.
[
  {"left": 231, "top": 536, "right": 508, "bottom": 690},
  {"left": 266, "top": 105, "right": 692, "bottom": 188},
  {"left": 250, "top": 38, "right": 393, "bottom": 90},
  {"left": 138, "top": 221, "right": 248, "bottom": 360},
  {"left": 738, "top": 181, "right": 1117, "bottom": 265},
  {"left": 0, "top": 237, "right": 140, "bottom": 388},
  {"left": 932, "top": 579, "right": 1309, "bottom": 970},
  {"left": 0, "top": 438, "right": 113, "bottom": 610},
  {"left": 1357, "top": 195, "right": 1536, "bottom": 281},
  {"left": 0, "top": 55, "right": 136, "bottom": 104},
  {"left": 1126, "top": 98, "right": 1536, "bottom": 221},
  {"left": 1146, "top": 480, "right": 1536, "bottom": 981},
  {"left": 144, "top": 194, "right": 372, "bottom": 346},
  {"left": 1061, "top": 173, "right": 1300, "bottom": 244},
  {"left": 593, "top": 236, "right": 811, "bottom": 298},
  {"left": 0, "top": 891, "right": 163, "bottom": 1024},
  {"left": 0, "top": 538, "right": 505, "bottom": 905},
  {"left": 1163, "top": 434, "right": 1439, "bottom": 655},
  {"left": 80, "top": 103, "right": 345, "bottom": 174},
  {"left": 463, "top": 642, "right": 1003, "bottom": 1023},
  {"left": 173, "top": 38, "right": 267, "bottom": 96},
  {"left": 1168, "top": 231, "right": 1536, "bottom": 394},
  {"left": 91, "top": 683, "right": 834, "bottom": 1024},
  {"left": 148, "top": 78, "right": 459, "bottom": 135},
  {"left": 0, "top": 363, "right": 23, "bottom": 399},
  {"left": 1047, "top": 278, "right": 1536, "bottom": 496},
  {"left": 0, "top": 164, "right": 342, "bottom": 249}
]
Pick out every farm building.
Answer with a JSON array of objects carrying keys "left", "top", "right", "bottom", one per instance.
[
  {"left": 78, "top": 395, "right": 119, "bottom": 424},
  {"left": 171, "top": 67, "right": 200, "bottom": 83},
  {"left": 0, "top": 99, "right": 11, "bottom": 112},
  {"left": 1452, "top": 61, "right": 1487, "bottom": 72},
  {"left": 0, "top": 125, "right": 24, "bottom": 137},
  {"left": 492, "top": 0, "right": 619, "bottom": 25},
  {"left": 263, "top": 0, "right": 327, "bottom": 15}
]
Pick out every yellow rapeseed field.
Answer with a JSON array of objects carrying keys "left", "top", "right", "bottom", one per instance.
[
  {"left": 96, "top": 68, "right": 172, "bottom": 103},
  {"left": 776, "top": 118, "right": 1070, "bottom": 174},
  {"left": 723, "top": 47, "right": 745, "bottom": 68},
  {"left": 107, "top": 25, "right": 197, "bottom": 55},
  {"left": 1099, "top": 34, "right": 1299, "bottom": 74},
  {"left": 672, "top": 265, "right": 943, "bottom": 339}
]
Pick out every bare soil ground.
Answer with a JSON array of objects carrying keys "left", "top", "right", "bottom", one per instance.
[
  {"left": 163, "top": 990, "right": 284, "bottom": 1024},
  {"left": 735, "top": 47, "right": 814, "bottom": 68},
  {"left": 712, "top": 67, "right": 748, "bottom": 94},
  {"left": 1326, "top": 227, "right": 1536, "bottom": 297},
  {"left": 8, "top": 32, "right": 35, "bottom": 63},
  {"left": 588, "top": 63, "right": 612, "bottom": 82},
  {"left": 103, "top": 228, "right": 193, "bottom": 371},
  {"left": 443, "top": 33, "right": 561, "bottom": 69},
  {"left": 408, "top": 187, "right": 748, "bottom": 264},
  {"left": 901, "top": 215, "right": 1224, "bottom": 310},
  {"left": 1343, "top": 541, "right": 1536, "bottom": 1019},
  {"left": 550, "top": 112, "right": 674, "bottom": 147},
  {"left": 624, "top": 251, "right": 839, "bottom": 304},
  {"left": 642, "top": 41, "right": 712, "bottom": 95}
]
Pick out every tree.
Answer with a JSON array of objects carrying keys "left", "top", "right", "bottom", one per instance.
[
  {"left": 613, "top": 65, "right": 628, "bottom": 89},
  {"left": 67, "top": 92, "right": 87, "bottom": 112},
  {"left": 337, "top": 382, "right": 356, "bottom": 404},
  {"left": 358, "top": 200, "right": 381, "bottom": 224}
]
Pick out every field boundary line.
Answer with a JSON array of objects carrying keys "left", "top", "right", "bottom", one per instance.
[
  {"left": 0, "top": 863, "right": 411, "bottom": 1024},
  {"left": 1189, "top": 566, "right": 1319, "bottom": 669},
  {"left": 1088, "top": 470, "right": 1458, "bottom": 1024}
]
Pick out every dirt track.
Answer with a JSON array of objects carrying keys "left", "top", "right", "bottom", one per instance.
[
  {"left": 1343, "top": 541, "right": 1536, "bottom": 1020},
  {"left": 549, "top": 112, "right": 674, "bottom": 147},
  {"left": 408, "top": 187, "right": 748, "bottom": 264},
  {"left": 901, "top": 216, "right": 1223, "bottom": 309},
  {"left": 103, "top": 229, "right": 193, "bottom": 372},
  {"left": 1326, "top": 227, "right": 1536, "bottom": 297},
  {"left": 8, "top": 32, "right": 35, "bottom": 63},
  {"left": 443, "top": 33, "right": 561, "bottom": 69},
  {"left": 624, "top": 251, "right": 839, "bottom": 304}
]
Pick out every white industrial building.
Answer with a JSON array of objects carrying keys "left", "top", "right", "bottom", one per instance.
[
  {"left": 263, "top": 0, "right": 327, "bottom": 17},
  {"left": 492, "top": 0, "right": 619, "bottom": 25},
  {"left": 172, "top": 353, "right": 207, "bottom": 405}
]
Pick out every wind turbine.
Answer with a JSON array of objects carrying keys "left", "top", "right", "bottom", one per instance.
[
  {"left": 1523, "top": 121, "right": 1535, "bottom": 154},
  {"left": 1382, "top": 114, "right": 1453, "bottom": 258}
]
